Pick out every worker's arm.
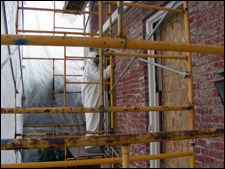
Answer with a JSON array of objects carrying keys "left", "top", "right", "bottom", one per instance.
[{"left": 87, "top": 64, "right": 110, "bottom": 81}]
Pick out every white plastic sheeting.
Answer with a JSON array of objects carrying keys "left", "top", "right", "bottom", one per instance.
[
  {"left": 1, "top": 1, "right": 23, "bottom": 164},
  {"left": 21, "top": 1, "right": 86, "bottom": 162}
]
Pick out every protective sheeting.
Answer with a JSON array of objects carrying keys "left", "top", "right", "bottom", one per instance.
[
  {"left": 21, "top": 1, "right": 85, "bottom": 162},
  {"left": 1, "top": 1, "right": 23, "bottom": 164}
]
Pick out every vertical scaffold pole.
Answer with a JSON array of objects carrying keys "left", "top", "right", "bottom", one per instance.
[
  {"left": 110, "top": 55, "right": 114, "bottom": 130},
  {"left": 117, "top": 1, "right": 125, "bottom": 38},
  {"left": 53, "top": 1, "right": 56, "bottom": 35},
  {"left": 122, "top": 145, "right": 130, "bottom": 168},
  {"left": 108, "top": 2, "right": 114, "bottom": 132},
  {"left": 63, "top": 34, "right": 67, "bottom": 107},
  {"left": 16, "top": 1, "right": 19, "bottom": 34},
  {"left": 53, "top": 59, "right": 55, "bottom": 106},
  {"left": 108, "top": 4, "right": 116, "bottom": 168},
  {"left": 184, "top": 1, "right": 195, "bottom": 168},
  {"left": 63, "top": 32, "right": 67, "bottom": 161},
  {"left": 99, "top": 1, "right": 104, "bottom": 107}
]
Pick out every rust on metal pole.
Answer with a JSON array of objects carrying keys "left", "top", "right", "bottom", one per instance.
[
  {"left": 15, "top": 131, "right": 109, "bottom": 137},
  {"left": 1, "top": 106, "right": 193, "bottom": 114},
  {"left": 184, "top": 1, "right": 195, "bottom": 167},
  {"left": 1, "top": 128, "right": 223, "bottom": 150}
]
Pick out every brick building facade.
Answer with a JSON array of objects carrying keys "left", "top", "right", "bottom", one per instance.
[
  {"left": 190, "top": 1, "right": 224, "bottom": 168},
  {"left": 90, "top": 1, "right": 224, "bottom": 168}
]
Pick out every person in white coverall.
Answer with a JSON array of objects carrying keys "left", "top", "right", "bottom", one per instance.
[{"left": 81, "top": 51, "right": 110, "bottom": 153}]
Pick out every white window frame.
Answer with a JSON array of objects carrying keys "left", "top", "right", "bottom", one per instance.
[
  {"left": 146, "top": 1, "right": 183, "bottom": 168},
  {"left": 146, "top": 14, "right": 161, "bottom": 168}
]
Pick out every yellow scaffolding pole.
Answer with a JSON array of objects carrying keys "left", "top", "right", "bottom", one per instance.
[
  {"left": 15, "top": 131, "right": 109, "bottom": 137},
  {"left": 63, "top": 36, "right": 66, "bottom": 107},
  {"left": 1, "top": 35, "right": 223, "bottom": 54},
  {"left": 1, "top": 106, "right": 193, "bottom": 114},
  {"left": 110, "top": 55, "right": 114, "bottom": 130},
  {"left": 108, "top": 3, "right": 115, "bottom": 167},
  {"left": 24, "top": 123, "right": 83, "bottom": 127},
  {"left": 121, "top": 145, "right": 130, "bottom": 168},
  {"left": 52, "top": 59, "right": 55, "bottom": 106},
  {"left": 53, "top": 1, "right": 55, "bottom": 35},
  {"left": 105, "top": 1, "right": 184, "bottom": 14},
  {"left": 117, "top": 1, "right": 125, "bottom": 38},
  {"left": 15, "top": 1, "right": 19, "bottom": 34},
  {"left": 66, "top": 81, "right": 109, "bottom": 84},
  {"left": 17, "top": 29, "right": 111, "bottom": 37},
  {"left": 1, "top": 128, "right": 223, "bottom": 150},
  {"left": 22, "top": 57, "right": 82, "bottom": 60},
  {"left": 63, "top": 32, "right": 67, "bottom": 161},
  {"left": 18, "top": 7, "right": 110, "bottom": 16},
  {"left": 2, "top": 2, "right": 224, "bottom": 168},
  {"left": 66, "top": 56, "right": 109, "bottom": 60},
  {"left": 184, "top": 1, "right": 195, "bottom": 168},
  {"left": 99, "top": 1, "right": 104, "bottom": 107},
  {"left": 105, "top": 51, "right": 188, "bottom": 60},
  {"left": 1, "top": 151, "right": 195, "bottom": 168},
  {"left": 54, "top": 74, "right": 82, "bottom": 77}
]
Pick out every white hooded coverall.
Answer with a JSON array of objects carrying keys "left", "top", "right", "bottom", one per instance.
[{"left": 81, "top": 52, "right": 110, "bottom": 148}]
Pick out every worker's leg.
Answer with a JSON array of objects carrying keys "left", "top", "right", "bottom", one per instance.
[{"left": 85, "top": 112, "right": 100, "bottom": 148}]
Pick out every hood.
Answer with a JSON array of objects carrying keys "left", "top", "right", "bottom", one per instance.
[{"left": 87, "top": 51, "right": 98, "bottom": 64}]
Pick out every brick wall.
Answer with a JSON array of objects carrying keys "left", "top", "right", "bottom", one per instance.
[
  {"left": 113, "top": 3, "right": 148, "bottom": 168},
  {"left": 90, "top": 1, "right": 117, "bottom": 35},
  {"left": 90, "top": 1, "right": 224, "bottom": 168},
  {"left": 189, "top": 1, "right": 224, "bottom": 168},
  {"left": 109, "top": 2, "right": 166, "bottom": 168}
]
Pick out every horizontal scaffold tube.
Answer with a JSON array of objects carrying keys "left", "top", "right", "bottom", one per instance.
[
  {"left": 1, "top": 151, "right": 194, "bottom": 168},
  {"left": 107, "top": 1, "right": 184, "bottom": 13},
  {"left": 105, "top": 51, "right": 187, "bottom": 60},
  {"left": 16, "top": 131, "right": 109, "bottom": 137},
  {"left": 18, "top": 7, "right": 109, "bottom": 16},
  {"left": 17, "top": 29, "right": 111, "bottom": 37},
  {"left": 24, "top": 123, "right": 83, "bottom": 127},
  {"left": 1, "top": 106, "right": 193, "bottom": 114},
  {"left": 1, "top": 128, "right": 223, "bottom": 150},
  {"left": 1, "top": 35, "right": 224, "bottom": 55}
]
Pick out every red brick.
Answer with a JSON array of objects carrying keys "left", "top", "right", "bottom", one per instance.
[
  {"left": 195, "top": 161, "right": 202, "bottom": 168},
  {"left": 214, "top": 142, "right": 224, "bottom": 150},
  {"left": 196, "top": 139, "right": 207, "bottom": 147},
  {"left": 208, "top": 149, "right": 224, "bottom": 160},
  {"left": 197, "top": 155, "right": 218, "bottom": 167},
  {"left": 91, "top": 1, "right": 224, "bottom": 168}
]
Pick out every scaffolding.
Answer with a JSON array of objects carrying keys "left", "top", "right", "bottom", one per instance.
[{"left": 1, "top": 1, "right": 224, "bottom": 168}]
